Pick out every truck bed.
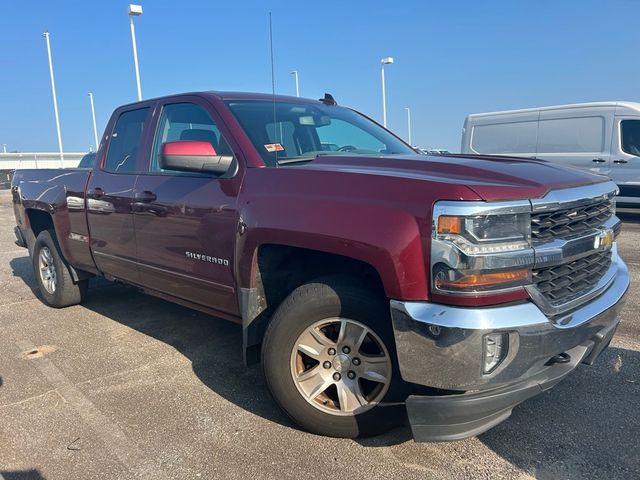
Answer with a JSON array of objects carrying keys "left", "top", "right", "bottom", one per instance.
[{"left": 12, "top": 168, "right": 95, "bottom": 272}]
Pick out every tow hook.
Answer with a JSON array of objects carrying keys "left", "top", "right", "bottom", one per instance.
[{"left": 546, "top": 352, "right": 571, "bottom": 366}]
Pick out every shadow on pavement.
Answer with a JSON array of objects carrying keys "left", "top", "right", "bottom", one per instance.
[
  {"left": 479, "top": 346, "right": 640, "bottom": 478},
  {"left": 0, "top": 470, "right": 46, "bottom": 480},
  {"left": 9, "top": 255, "right": 40, "bottom": 299},
  {"left": 9, "top": 256, "right": 295, "bottom": 432},
  {"left": 7, "top": 256, "right": 640, "bottom": 477}
]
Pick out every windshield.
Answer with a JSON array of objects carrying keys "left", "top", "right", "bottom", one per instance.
[{"left": 225, "top": 100, "right": 415, "bottom": 166}]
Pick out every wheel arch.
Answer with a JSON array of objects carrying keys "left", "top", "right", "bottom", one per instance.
[{"left": 240, "top": 243, "right": 388, "bottom": 365}]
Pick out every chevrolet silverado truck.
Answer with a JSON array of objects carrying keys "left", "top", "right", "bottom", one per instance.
[{"left": 11, "top": 92, "right": 629, "bottom": 441}]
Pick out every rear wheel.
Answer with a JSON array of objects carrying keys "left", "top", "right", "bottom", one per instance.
[
  {"left": 33, "top": 230, "right": 88, "bottom": 308},
  {"left": 262, "top": 276, "right": 407, "bottom": 438}
]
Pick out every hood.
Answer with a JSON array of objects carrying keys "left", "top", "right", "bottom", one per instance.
[{"left": 287, "top": 154, "right": 609, "bottom": 201}]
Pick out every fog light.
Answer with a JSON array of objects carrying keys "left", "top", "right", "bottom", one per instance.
[{"left": 483, "top": 332, "right": 508, "bottom": 374}]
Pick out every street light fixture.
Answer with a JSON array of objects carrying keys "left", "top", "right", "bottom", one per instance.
[
  {"left": 42, "top": 31, "right": 64, "bottom": 167},
  {"left": 128, "top": 4, "right": 143, "bottom": 101},
  {"left": 290, "top": 70, "right": 300, "bottom": 97},
  {"left": 380, "top": 56, "right": 394, "bottom": 127},
  {"left": 88, "top": 93, "right": 99, "bottom": 151},
  {"left": 404, "top": 107, "right": 412, "bottom": 146}
]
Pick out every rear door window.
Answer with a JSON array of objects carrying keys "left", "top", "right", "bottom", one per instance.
[{"left": 104, "top": 107, "right": 150, "bottom": 173}]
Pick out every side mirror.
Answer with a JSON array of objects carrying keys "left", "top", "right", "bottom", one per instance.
[{"left": 159, "top": 140, "right": 233, "bottom": 174}]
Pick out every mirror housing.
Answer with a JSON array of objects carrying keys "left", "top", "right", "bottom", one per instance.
[{"left": 159, "top": 140, "right": 233, "bottom": 174}]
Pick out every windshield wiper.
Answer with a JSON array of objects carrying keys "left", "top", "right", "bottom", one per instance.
[
  {"left": 276, "top": 150, "right": 361, "bottom": 165},
  {"left": 276, "top": 156, "right": 317, "bottom": 165}
]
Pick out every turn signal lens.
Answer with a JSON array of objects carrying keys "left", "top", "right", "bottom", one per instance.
[
  {"left": 437, "top": 215, "right": 462, "bottom": 235},
  {"left": 435, "top": 269, "right": 529, "bottom": 290}
]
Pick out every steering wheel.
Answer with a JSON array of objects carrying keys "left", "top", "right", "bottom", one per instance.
[{"left": 338, "top": 145, "right": 357, "bottom": 152}]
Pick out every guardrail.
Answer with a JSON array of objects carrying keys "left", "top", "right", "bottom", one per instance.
[
  {"left": 0, "top": 152, "right": 87, "bottom": 189},
  {"left": 0, "top": 152, "right": 86, "bottom": 170}
]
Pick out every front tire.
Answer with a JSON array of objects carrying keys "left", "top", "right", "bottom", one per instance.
[
  {"left": 33, "top": 230, "right": 88, "bottom": 308},
  {"left": 262, "top": 276, "right": 406, "bottom": 438}
]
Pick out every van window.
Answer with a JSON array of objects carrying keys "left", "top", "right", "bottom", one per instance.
[
  {"left": 471, "top": 121, "right": 537, "bottom": 154},
  {"left": 104, "top": 107, "right": 150, "bottom": 173},
  {"left": 537, "top": 116, "right": 604, "bottom": 153},
  {"left": 621, "top": 120, "right": 640, "bottom": 156}
]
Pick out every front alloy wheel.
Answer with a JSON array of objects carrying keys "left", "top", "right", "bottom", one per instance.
[
  {"left": 291, "top": 318, "right": 392, "bottom": 415},
  {"left": 262, "top": 276, "right": 406, "bottom": 439}
]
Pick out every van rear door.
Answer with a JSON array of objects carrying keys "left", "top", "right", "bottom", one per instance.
[{"left": 536, "top": 107, "right": 612, "bottom": 175}]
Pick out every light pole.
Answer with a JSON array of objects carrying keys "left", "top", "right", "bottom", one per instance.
[
  {"left": 88, "top": 93, "right": 99, "bottom": 150},
  {"left": 405, "top": 107, "right": 412, "bottom": 146},
  {"left": 128, "top": 4, "right": 143, "bottom": 101},
  {"left": 43, "top": 31, "right": 64, "bottom": 167},
  {"left": 290, "top": 70, "right": 300, "bottom": 97},
  {"left": 380, "top": 57, "right": 394, "bottom": 127}
]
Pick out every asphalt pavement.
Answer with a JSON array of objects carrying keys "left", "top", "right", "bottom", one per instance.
[{"left": 0, "top": 189, "right": 638, "bottom": 480}]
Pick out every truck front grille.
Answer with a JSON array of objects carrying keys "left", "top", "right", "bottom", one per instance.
[
  {"left": 532, "top": 250, "right": 612, "bottom": 307},
  {"left": 531, "top": 199, "right": 614, "bottom": 242}
]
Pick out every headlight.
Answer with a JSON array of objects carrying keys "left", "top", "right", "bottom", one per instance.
[
  {"left": 431, "top": 201, "right": 535, "bottom": 299},
  {"left": 437, "top": 213, "right": 530, "bottom": 254}
]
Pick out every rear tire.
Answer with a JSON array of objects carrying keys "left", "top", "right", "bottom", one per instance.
[
  {"left": 262, "top": 275, "right": 407, "bottom": 438},
  {"left": 32, "top": 229, "right": 88, "bottom": 308}
]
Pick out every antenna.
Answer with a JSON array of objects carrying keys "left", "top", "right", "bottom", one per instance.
[{"left": 269, "top": 12, "right": 278, "bottom": 166}]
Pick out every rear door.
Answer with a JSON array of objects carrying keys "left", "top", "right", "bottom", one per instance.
[
  {"left": 536, "top": 107, "right": 612, "bottom": 174},
  {"left": 86, "top": 105, "right": 153, "bottom": 283},
  {"left": 132, "top": 97, "right": 243, "bottom": 316}
]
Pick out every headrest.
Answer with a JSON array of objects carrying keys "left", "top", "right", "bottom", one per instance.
[{"left": 180, "top": 129, "right": 219, "bottom": 151}]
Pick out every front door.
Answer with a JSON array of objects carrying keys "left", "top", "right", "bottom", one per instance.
[
  {"left": 133, "top": 100, "right": 242, "bottom": 316},
  {"left": 611, "top": 117, "right": 640, "bottom": 203},
  {"left": 86, "top": 105, "right": 153, "bottom": 284}
]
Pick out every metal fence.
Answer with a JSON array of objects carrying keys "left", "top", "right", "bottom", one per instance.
[{"left": 0, "top": 152, "right": 87, "bottom": 189}]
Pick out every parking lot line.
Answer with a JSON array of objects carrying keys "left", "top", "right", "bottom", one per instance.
[{"left": 15, "top": 340, "right": 170, "bottom": 480}]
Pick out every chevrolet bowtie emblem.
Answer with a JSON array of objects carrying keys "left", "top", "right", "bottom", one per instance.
[{"left": 594, "top": 229, "right": 614, "bottom": 250}]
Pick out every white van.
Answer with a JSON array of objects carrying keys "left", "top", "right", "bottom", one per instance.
[{"left": 461, "top": 102, "right": 640, "bottom": 206}]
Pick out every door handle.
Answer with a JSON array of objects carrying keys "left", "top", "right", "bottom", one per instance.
[
  {"left": 591, "top": 158, "right": 606, "bottom": 163},
  {"left": 613, "top": 159, "right": 628, "bottom": 164},
  {"left": 90, "top": 187, "right": 105, "bottom": 198},
  {"left": 134, "top": 191, "right": 157, "bottom": 203}
]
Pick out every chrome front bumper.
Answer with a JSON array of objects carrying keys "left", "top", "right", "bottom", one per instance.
[{"left": 390, "top": 256, "right": 629, "bottom": 392}]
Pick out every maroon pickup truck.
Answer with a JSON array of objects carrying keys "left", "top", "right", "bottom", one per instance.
[{"left": 11, "top": 91, "right": 629, "bottom": 442}]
